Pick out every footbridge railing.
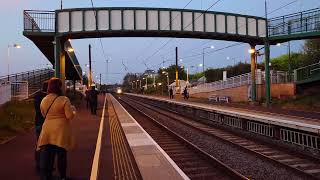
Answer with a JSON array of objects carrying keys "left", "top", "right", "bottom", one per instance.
[
  {"left": 268, "top": 8, "right": 320, "bottom": 39},
  {"left": 294, "top": 62, "right": 320, "bottom": 84},
  {"left": 23, "top": 10, "right": 55, "bottom": 32}
]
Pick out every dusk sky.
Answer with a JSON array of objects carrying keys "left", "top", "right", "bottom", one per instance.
[{"left": 0, "top": 0, "right": 319, "bottom": 84}]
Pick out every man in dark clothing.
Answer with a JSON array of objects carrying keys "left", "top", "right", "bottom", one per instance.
[
  {"left": 34, "top": 81, "right": 48, "bottom": 171},
  {"left": 183, "top": 87, "right": 189, "bottom": 100},
  {"left": 89, "top": 85, "right": 99, "bottom": 115},
  {"left": 85, "top": 89, "right": 90, "bottom": 109},
  {"left": 169, "top": 88, "right": 174, "bottom": 99}
]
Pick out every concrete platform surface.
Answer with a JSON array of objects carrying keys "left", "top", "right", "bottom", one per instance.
[{"left": 0, "top": 95, "right": 106, "bottom": 180}]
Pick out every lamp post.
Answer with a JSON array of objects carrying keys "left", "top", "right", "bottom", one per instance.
[
  {"left": 276, "top": 42, "right": 291, "bottom": 76},
  {"left": 7, "top": 44, "right": 22, "bottom": 82},
  {"left": 143, "top": 77, "right": 148, "bottom": 90},
  {"left": 202, "top": 46, "right": 214, "bottom": 83},
  {"left": 137, "top": 79, "right": 141, "bottom": 89}
]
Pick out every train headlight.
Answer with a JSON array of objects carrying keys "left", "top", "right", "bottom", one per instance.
[{"left": 117, "top": 89, "right": 122, "bottom": 94}]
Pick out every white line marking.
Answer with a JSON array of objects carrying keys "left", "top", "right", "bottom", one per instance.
[{"left": 90, "top": 95, "right": 107, "bottom": 180}]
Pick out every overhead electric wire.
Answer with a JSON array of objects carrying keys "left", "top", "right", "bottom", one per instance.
[
  {"left": 134, "top": 0, "right": 195, "bottom": 64},
  {"left": 142, "top": 0, "right": 224, "bottom": 65},
  {"left": 90, "top": 0, "right": 108, "bottom": 65},
  {"left": 148, "top": 0, "right": 300, "bottom": 69}
]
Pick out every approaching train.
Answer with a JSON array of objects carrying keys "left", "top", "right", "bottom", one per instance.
[{"left": 116, "top": 87, "right": 123, "bottom": 94}]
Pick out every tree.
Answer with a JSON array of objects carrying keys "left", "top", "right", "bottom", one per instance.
[
  {"left": 157, "top": 65, "right": 187, "bottom": 88},
  {"left": 122, "top": 73, "right": 138, "bottom": 91},
  {"left": 303, "top": 39, "right": 320, "bottom": 65}
]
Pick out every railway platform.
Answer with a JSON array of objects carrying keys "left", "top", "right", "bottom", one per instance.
[
  {"left": 128, "top": 93, "right": 320, "bottom": 134},
  {"left": 0, "top": 94, "right": 189, "bottom": 180}
]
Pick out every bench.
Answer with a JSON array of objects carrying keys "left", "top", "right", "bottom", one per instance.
[
  {"left": 218, "top": 96, "right": 230, "bottom": 103},
  {"left": 208, "top": 95, "right": 230, "bottom": 103},
  {"left": 208, "top": 95, "right": 219, "bottom": 102}
]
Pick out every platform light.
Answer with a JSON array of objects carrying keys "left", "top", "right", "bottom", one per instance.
[
  {"left": 210, "top": 45, "right": 215, "bottom": 49},
  {"left": 158, "top": 83, "right": 162, "bottom": 86},
  {"left": 248, "top": 49, "right": 255, "bottom": 54},
  {"left": 67, "top": 47, "right": 74, "bottom": 52},
  {"left": 276, "top": 43, "right": 281, "bottom": 46},
  {"left": 13, "top": 44, "right": 21, "bottom": 49},
  {"left": 199, "top": 63, "right": 203, "bottom": 67}
]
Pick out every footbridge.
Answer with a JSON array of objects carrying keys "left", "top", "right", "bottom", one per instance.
[{"left": 23, "top": 7, "right": 320, "bottom": 105}]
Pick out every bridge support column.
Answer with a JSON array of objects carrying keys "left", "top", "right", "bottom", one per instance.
[
  {"left": 250, "top": 44, "right": 256, "bottom": 102},
  {"left": 264, "top": 42, "right": 271, "bottom": 106},
  {"left": 54, "top": 36, "right": 66, "bottom": 94}
]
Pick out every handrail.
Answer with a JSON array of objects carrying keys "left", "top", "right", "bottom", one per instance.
[
  {"left": 269, "top": 8, "right": 320, "bottom": 21},
  {"left": 295, "top": 62, "right": 320, "bottom": 71},
  {"left": 0, "top": 68, "right": 53, "bottom": 79}
]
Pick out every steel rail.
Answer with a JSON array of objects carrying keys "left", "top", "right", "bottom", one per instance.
[
  {"left": 116, "top": 95, "right": 248, "bottom": 180},
  {"left": 125, "top": 95, "right": 320, "bottom": 180}
]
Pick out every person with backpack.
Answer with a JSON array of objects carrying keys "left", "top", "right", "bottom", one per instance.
[
  {"left": 37, "top": 78, "right": 76, "bottom": 180},
  {"left": 34, "top": 81, "right": 48, "bottom": 172}
]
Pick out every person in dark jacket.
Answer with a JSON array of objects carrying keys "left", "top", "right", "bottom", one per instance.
[
  {"left": 183, "top": 87, "right": 189, "bottom": 100},
  {"left": 169, "top": 88, "right": 174, "bottom": 99},
  {"left": 34, "top": 81, "right": 48, "bottom": 171},
  {"left": 85, "top": 89, "right": 90, "bottom": 109},
  {"left": 89, "top": 85, "right": 99, "bottom": 115}
]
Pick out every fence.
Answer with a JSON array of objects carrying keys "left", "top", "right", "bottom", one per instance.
[
  {"left": 190, "top": 70, "right": 293, "bottom": 94},
  {"left": 0, "top": 83, "right": 11, "bottom": 105},
  {"left": 11, "top": 82, "right": 29, "bottom": 101},
  {"left": 268, "top": 8, "right": 320, "bottom": 37}
]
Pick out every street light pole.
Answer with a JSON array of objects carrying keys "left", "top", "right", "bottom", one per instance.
[
  {"left": 7, "top": 44, "right": 21, "bottom": 82},
  {"left": 202, "top": 46, "right": 214, "bottom": 84},
  {"left": 7, "top": 45, "right": 10, "bottom": 82}
]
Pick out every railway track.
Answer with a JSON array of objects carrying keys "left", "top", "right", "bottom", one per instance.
[
  {"left": 122, "top": 94, "right": 320, "bottom": 180},
  {"left": 115, "top": 95, "right": 248, "bottom": 180}
]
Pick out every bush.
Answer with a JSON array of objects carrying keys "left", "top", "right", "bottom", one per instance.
[{"left": 0, "top": 100, "right": 35, "bottom": 133}]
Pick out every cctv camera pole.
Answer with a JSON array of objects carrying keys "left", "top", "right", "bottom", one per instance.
[{"left": 88, "top": 44, "right": 92, "bottom": 87}]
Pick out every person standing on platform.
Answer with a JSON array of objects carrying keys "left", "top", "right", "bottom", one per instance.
[
  {"left": 89, "top": 85, "right": 98, "bottom": 115},
  {"left": 85, "top": 88, "right": 90, "bottom": 109},
  {"left": 169, "top": 88, "right": 174, "bottom": 99},
  {"left": 37, "top": 78, "right": 76, "bottom": 180},
  {"left": 183, "top": 87, "right": 189, "bottom": 100},
  {"left": 33, "top": 81, "right": 48, "bottom": 172}
]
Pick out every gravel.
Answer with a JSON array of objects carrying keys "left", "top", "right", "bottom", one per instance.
[{"left": 123, "top": 96, "right": 310, "bottom": 180}]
